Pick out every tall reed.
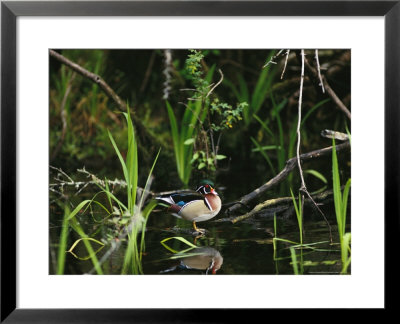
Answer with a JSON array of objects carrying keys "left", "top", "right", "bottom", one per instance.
[
  {"left": 166, "top": 100, "right": 205, "bottom": 187},
  {"left": 64, "top": 105, "right": 160, "bottom": 274},
  {"left": 56, "top": 204, "right": 70, "bottom": 275},
  {"left": 332, "top": 138, "right": 351, "bottom": 273},
  {"left": 223, "top": 50, "right": 277, "bottom": 126},
  {"left": 290, "top": 188, "right": 303, "bottom": 245}
]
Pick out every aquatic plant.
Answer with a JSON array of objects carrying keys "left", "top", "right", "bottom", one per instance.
[
  {"left": 332, "top": 138, "right": 351, "bottom": 274},
  {"left": 49, "top": 49, "right": 352, "bottom": 275},
  {"left": 252, "top": 97, "right": 330, "bottom": 194},
  {"left": 167, "top": 49, "right": 246, "bottom": 183},
  {"left": 62, "top": 106, "right": 160, "bottom": 274},
  {"left": 56, "top": 204, "right": 70, "bottom": 275},
  {"left": 223, "top": 50, "right": 277, "bottom": 126},
  {"left": 290, "top": 188, "right": 304, "bottom": 245},
  {"left": 166, "top": 100, "right": 206, "bottom": 187}
]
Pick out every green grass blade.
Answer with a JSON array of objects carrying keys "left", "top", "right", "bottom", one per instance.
[
  {"left": 108, "top": 130, "right": 130, "bottom": 206},
  {"left": 166, "top": 101, "right": 183, "bottom": 180},
  {"left": 123, "top": 110, "right": 138, "bottom": 211},
  {"left": 304, "top": 169, "right": 328, "bottom": 184},
  {"left": 237, "top": 73, "right": 250, "bottom": 102},
  {"left": 56, "top": 204, "right": 70, "bottom": 274},
  {"left": 138, "top": 148, "right": 161, "bottom": 211},
  {"left": 66, "top": 200, "right": 92, "bottom": 220},
  {"left": 160, "top": 236, "right": 198, "bottom": 253},
  {"left": 251, "top": 145, "right": 280, "bottom": 152},
  {"left": 332, "top": 139, "right": 343, "bottom": 238},
  {"left": 223, "top": 78, "right": 241, "bottom": 101},
  {"left": 341, "top": 178, "right": 351, "bottom": 235},
  {"left": 139, "top": 199, "right": 158, "bottom": 258},
  {"left": 66, "top": 237, "right": 105, "bottom": 260},
  {"left": 290, "top": 188, "right": 300, "bottom": 220},
  {"left": 341, "top": 233, "right": 351, "bottom": 274},
  {"left": 253, "top": 114, "right": 274, "bottom": 138},
  {"left": 290, "top": 188, "right": 303, "bottom": 245},
  {"left": 302, "top": 98, "right": 330, "bottom": 123},
  {"left": 345, "top": 125, "right": 352, "bottom": 146},
  {"left": 289, "top": 247, "right": 299, "bottom": 275},
  {"left": 68, "top": 217, "right": 103, "bottom": 274},
  {"left": 250, "top": 137, "right": 276, "bottom": 174}
]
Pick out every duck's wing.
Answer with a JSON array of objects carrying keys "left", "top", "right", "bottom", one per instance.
[
  {"left": 170, "top": 192, "right": 204, "bottom": 205},
  {"left": 155, "top": 191, "right": 204, "bottom": 206}
]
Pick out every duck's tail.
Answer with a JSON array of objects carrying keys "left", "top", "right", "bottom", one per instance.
[{"left": 155, "top": 196, "right": 175, "bottom": 206}]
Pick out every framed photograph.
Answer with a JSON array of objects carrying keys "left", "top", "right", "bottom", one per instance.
[{"left": 1, "top": 0, "right": 397, "bottom": 321}]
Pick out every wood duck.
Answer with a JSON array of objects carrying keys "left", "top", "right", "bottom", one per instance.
[
  {"left": 180, "top": 247, "right": 223, "bottom": 274},
  {"left": 155, "top": 182, "right": 222, "bottom": 233},
  {"left": 160, "top": 247, "right": 223, "bottom": 274}
]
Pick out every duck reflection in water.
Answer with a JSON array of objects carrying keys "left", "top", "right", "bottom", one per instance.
[{"left": 160, "top": 247, "right": 223, "bottom": 275}]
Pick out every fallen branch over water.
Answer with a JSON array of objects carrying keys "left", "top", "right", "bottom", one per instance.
[
  {"left": 227, "top": 188, "right": 337, "bottom": 224},
  {"left": 225, "top": 141, "right": 350, "bottom": 215}
]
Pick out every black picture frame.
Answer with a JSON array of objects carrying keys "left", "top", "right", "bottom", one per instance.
[{"left": 1, "top": 0, "right": 398, "bottom": 321}]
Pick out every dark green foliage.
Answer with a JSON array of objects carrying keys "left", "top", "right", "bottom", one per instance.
[{"left": 49, "top": 49, "right": 351, "bottom": 274}]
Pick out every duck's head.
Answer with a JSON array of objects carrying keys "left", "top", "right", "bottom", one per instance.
[{"left": 196, "top": 180, "right": 218, "bottom": 196}]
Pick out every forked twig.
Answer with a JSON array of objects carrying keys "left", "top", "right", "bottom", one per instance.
[
  {"left": 206, "top": 69, "right": 224, "bottom": 98},
  {"left": 280, "top": 50, "right": 291, "bottom": 79},
  {"left": 315, "top": 49, "right": 325, "bottom": 93},
  {"left": 296, "top": 50, "right": 332, "bottom": 242}
]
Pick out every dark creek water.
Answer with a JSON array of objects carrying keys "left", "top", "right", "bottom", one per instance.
[{"left": 49, "top": 188, "right": 350, "bottom": 275}]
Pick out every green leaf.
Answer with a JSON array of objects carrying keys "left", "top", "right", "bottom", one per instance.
[
  {"left": 190, "top": 151, "right": 199, "bottom": 164},
  {"left": 304, "top": 169, "right": 328, "bottom": 184},
  {"left": 160, "top": 236, "right": 198, "bottom": 254},
  {"left": 66, "top": 200, "right": 92, "bottom": 220},
  {"left": 251, "top": 145, "right": 280, "bottom": 152},
  {"left": 57, "top": 204, "right": 70, "bottom": 275},
  {"left": 108, "top": 130, "right": 130, "bottom": 203},
  {"left": 250, "top": 137, "right": 276, "bottom": 174},
  {"left": 341, "top": 178, "right": 351, "bottom": 236},
  {"left": 215, "top": 154, "right": 227, "bottom": 160},
  {"left": 184, "top": 138, "right": 195, "bottom": 145},
  {"left": 198, "top": 162, "right": 206, "bottom": 170},
  {"left": 166, "top": 101, "right": 181, "bottom": 173},
  {"left": 67, "top": 237, "right": 105, "bottom": 261},
  {"left": 332, "top": 139, "right": 343, "bottom": 237}
]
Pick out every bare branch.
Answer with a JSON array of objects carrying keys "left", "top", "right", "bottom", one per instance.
[
  {"left": 227, "top": 188, "right": 337, "bottom": 224},
  {"left": 206, "top": 69, "right": 224, "bottom": 98},
  {"left": 225, "top": 142, "right": 350, "bottom": 215},
  {"left": 300, "top": 51, "right": 351, "bottom": 119},
  {"left": 296, "top": 50, "right": 307, "bottom": 192},
  {"left": 49, "top": 49, "right": 126, "bottom": 111},
  {"left": 162, "top": 49, "right": 173, "bottom": 100},
  {"left": 263, "top": 49, "right": 284, "bottom": 68},
  {"left": 296, "top": 50, "right": 332, "bottom": 242},
  {"left": 49, "top": 49, "right": 166, "bottom": 148},
  {"left": 280, "top": 50, "right": 291, "bottom": 79},
  {"left": 315, "top": 49, "right": 325, "bottom": 93}
]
